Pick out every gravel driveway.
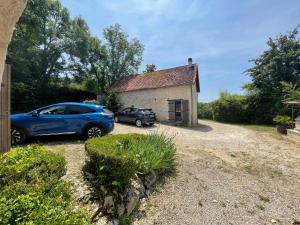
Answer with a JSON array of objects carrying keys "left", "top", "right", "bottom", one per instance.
[
  {"left": 46, "top": 120, "right": 300, "bottom": 225},
  {"left": 113, "top": 120, "right": 300, "bottom": 225}
]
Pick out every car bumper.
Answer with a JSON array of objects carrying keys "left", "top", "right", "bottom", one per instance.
[{"left": 142, "top": 117, "right": 155, "bottom": 124}]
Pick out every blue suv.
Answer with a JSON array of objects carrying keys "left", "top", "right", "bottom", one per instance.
[{"left": 10, "top": 102, "right": 114, "bottom": 145}]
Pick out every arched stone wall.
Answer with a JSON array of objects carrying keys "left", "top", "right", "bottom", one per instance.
[{"left": 0, "top": 0, "right": 27, "bottom": 89}]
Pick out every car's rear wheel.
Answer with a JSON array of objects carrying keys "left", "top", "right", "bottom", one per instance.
[
  {"left": 85, "top": 125, "right": 103, "bottom": 139},
  {"left": 11, "top": 126, "right": 26, "bottom": 145},
  {"left": 135, "top": 119, "right": 143, "bottom": 127},
  {"left": 114, "top": 116, "right": 119, "bottom": 123}
]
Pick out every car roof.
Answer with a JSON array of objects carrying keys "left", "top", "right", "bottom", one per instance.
[{"left": 39, "top": 102, "right": 104, "bottom": 110}]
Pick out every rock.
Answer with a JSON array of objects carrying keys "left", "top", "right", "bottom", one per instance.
[
  {"left": 212, "top": 199, "right": 218, "bottom": 203},
  {"left": 85, "top": 171, "right": 96, "bottom": 180},
  {"left": 131, "top": 177, "right": 145, "bottom": 197},
  {"left": 270, "top": 219, "right": 277, "bottom": 223},
  {"left": 144, "top": 170, "right": 158, "bottom": 188},
  {"left": 108, "top": 219, "right": 119, "bottom": 225},
  {"left": 104, "top": 196, "right": 115, "bottom": 214},
  {"left": 126, "top": 187, "right": 140, "bottom": 215},
  {"left": 116, "top": 203, "right": 125, "bottom": 216},
  {"left": 145, "top": 189, "right": 151, "bottom": 197}
]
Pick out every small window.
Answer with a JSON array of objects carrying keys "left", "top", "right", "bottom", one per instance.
[
  {"left": 39, "top": 105, "right": 66, "bottom": 115},
  {"left": 66, "top": 105, "right": 95, "bottom": 114}
]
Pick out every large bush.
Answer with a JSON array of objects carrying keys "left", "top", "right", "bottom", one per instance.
[
  {"left": 85, "top": 133, "right": 176, "bottom": 193},
  {"left": 0, "top": 145, "right": 91, "bottom": 225},
  {"left": 211, "top": 91, "right": 248, "bottom": 123},
  {"left": 197, "top": 102, "right": 213, "bottom": 119}
]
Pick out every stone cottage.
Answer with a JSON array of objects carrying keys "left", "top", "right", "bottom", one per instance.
[{"left": 111, "top": 58, "right": 200, "bottom": 125}]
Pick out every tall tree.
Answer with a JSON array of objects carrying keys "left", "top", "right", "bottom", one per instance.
[
  {"left": 9, "top": 0, "right": 71, "bottom": 89},
  {"left": 245, "top": 27, "right": 300, "bottom": 123},
  {"left": 100, "top": 24, "right": 144, "bottom": 87},
  {"left": 143, "top": 64, "right": 157, "bottom": 73}
]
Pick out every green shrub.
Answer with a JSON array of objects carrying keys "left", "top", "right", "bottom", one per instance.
[
  {"left": 197, "top": 102, "right": 213, "bottom": 119},
  {"left": 212, "top": 91, "right": 248, "bottom": 123},
  {"left": 84, "top": 133, "right": 176, "bottom": 193},
  {"left": 0, "top": 145, "right": 91, "bottom": 225},
  {"left": 273, "top": 115, "right": 293, "bottom": 125},
  {"left": 125, "top": 132, "right": 176, "bottom": 174},
  {"left": 85, "top": 134, "right": 143, "bottom": 192}
]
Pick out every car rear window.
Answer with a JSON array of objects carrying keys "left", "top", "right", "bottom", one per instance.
[
  {"left": 66, "top": 105, "right": 95, "bottom": 114},
  {"left": 139, "top": 109, "right": 153, "bottom": 113}
]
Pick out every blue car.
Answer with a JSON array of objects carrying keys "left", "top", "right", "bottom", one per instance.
[{"left": 10, "top": 102, "right": 114, "bottom": 145}]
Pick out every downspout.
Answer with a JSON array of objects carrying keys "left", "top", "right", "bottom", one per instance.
[{"left": 190, "top": 84, "right": 193, "bottom": 125}]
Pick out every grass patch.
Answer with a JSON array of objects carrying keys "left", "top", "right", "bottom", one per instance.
[
  {"left": 240, "top": 124, "right": 277, "bottom": 134},
  {"left": 255, "top": 204, "right": 265, "bottom": 210},
  {"left": 258, "top": 194, "right": 270, "bottom": 202}
]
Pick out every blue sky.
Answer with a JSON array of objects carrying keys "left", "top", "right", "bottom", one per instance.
[{"left": 61, "top": 0, "right": 300, "bottom": 102}]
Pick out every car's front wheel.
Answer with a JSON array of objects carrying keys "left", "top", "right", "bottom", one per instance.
[
  {"left": 85, "top": 125, "right": 103, "bottom": 139},
  {"left": 11, "top": 126, "right": 26, "bottom": 145}
]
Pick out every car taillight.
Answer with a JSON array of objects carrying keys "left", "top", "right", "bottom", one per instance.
[{"left": 101, "top": 113, "right": 113, "bottom": 119}]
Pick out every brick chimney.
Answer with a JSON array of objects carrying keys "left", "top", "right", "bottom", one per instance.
[{"left": 188, "top": 57, "right": 193, "bottom": 66}]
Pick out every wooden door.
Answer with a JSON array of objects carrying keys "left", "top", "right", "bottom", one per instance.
[{"left": 0, "top": 63, "right": 11, "bottom": 152}]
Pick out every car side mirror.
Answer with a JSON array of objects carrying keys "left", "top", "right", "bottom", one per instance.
[{"left": 32, "top": 110, "right": 39, "bottom": 118}]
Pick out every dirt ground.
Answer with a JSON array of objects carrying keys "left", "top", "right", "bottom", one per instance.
[{"left": 46, "top": 120, "right": 300, "bottom": 225}]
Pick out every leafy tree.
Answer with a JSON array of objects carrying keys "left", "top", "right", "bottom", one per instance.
[
  {"left": 100, "top": 24, "right": 144, "bottom": 87},
  {"left": 281, "top": 82, "right": 300, "bottom": 100},
  {"left": 211, "top": 91, "right": 248, "bottom": 123},
  {"left": 245, "top": 27, "right": 300, "bottom": 123},
  {"left": 143, "top": 64, "right": 157, "bottom": 73},
  {"left": 8, "top": 0, "right": 73, "bottom": 109}
]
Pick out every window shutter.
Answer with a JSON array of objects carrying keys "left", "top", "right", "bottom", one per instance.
[
  {"left": 168, "top": 101, "right": 175, "bottom": 121},
  {"left": 182, "top": 100, "right": 189, "bottom": 124}
]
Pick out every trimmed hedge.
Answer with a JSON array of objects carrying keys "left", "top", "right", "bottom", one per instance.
[
  {"left": 0, "top": 145, "right": 91, "bottom": 225},
  {"left": 85, "top": 134, "right": 143, "bottom": 192},
  {"left": 85, "top": 133, "right": 176, "bottom": 193}
]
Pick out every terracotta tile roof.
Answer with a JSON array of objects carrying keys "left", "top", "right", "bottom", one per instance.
[{"left": 112, "top": 64, "right": 200, "bottom": 93}]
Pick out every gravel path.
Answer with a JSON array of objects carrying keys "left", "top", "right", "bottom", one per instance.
[
  {"left": 46, "top": 120, "right": 300, "bottom": 225},
  {"left": 113, "top": 120, "right": 300, "bottom": 225}
]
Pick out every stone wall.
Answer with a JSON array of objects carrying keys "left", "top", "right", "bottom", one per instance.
[
  {"left": 117, "top": 85, "right": 198, "bottom": 125},
  {"left": 0, "top": 0, "right": 27, "bottom": 89}
]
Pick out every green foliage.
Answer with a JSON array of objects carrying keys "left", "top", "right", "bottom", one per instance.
[
  {"left": 273, "top": 115, "right": 293, "bottom": 125},
  {"left": 85, "top": 134, "right": 141, "bottom": 192},
  {"left": 0, "top": 145, "right": 91, "bottom": 225},
  {"left": 124, "top": 132, "right": 176, "bottom": 174},
  {"left": 197, "top": 102, "right": 213, "bottom": 119},
  {"left": 282, "top": 82, "right": 300, "bottom": 101},
  {"left": 9, "top": 2, "right": 144, "bottom": 113},
  {"left": 104, "top": 91, "right": 122, "bottom": 112},
  {"left": 85, "top": 133, "right": 176, "bottom": 193},
  {"left": 119, "top": 215, "right": 134, "bottom": 225},
  {"left": 100, "top": 24, "right": 144, "bottom": 86},
  {"left": 244, "top": 26, "right": 300, "bottom": 123},
  {"left": 211, "top": 91, "right": 248, "bottom": 123},
  {"left": 143, "top": 64, "right": 157, "bottom": 73}
]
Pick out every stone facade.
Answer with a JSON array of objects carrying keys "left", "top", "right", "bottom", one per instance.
[
  {"left": 117, "top": 84, "right": 198, "bottom": 125},
  {"left": 0, "top": 0, "right": 27, "bottom": 89}
]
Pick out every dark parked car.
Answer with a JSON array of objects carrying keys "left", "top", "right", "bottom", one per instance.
[
  {"left": 114, "top": 107, "right": 155, "bottom": 127},
  {"left": 10, "top": 102, "right": 114, "bottom": 145}
]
